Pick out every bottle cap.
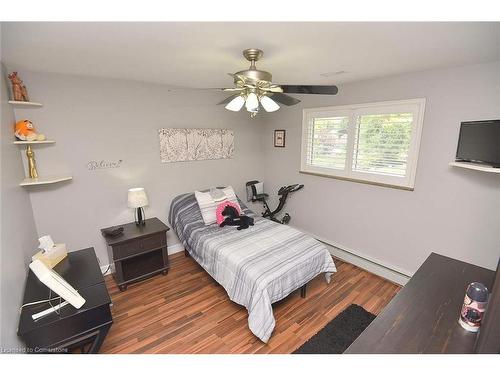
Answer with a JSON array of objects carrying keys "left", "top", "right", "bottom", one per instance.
[{"left": 467, "top": 282, "right": 489, "bottom": 302}]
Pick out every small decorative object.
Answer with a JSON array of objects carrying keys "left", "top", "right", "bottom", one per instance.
[
  {"left": 101, "top": 226, "right": 124, "bottom": 238},
  {"left": 14, "top": 119, "right": 43, "bottom": 141},
  {"left": 14, "top": 120, "right": 47, "bottom": 179},
  {"left": 215, "top": 200, "right": 241, "bottom": 225},
  {"left": 26, "top": 144, "right": 38, "bottom": 178},
  {"left": 459, "top": 282, "right": 489, "bottom": 332},
  {"left": 31, "top": 235, "right": 68, "bottom": 269},
  {"left": 128, "top": 187, "right": 149, "bottom": 226},
  {"left": 8, "top": 71, "right": 30, "bottom": 102},
  {"left": 87, "top": 159, "right": 123, "bottom": 171},
  {"left": 218, "top": 203, "right": 254, "bottom": 230},
  {"left": 274, "top": 129, "right": 286, "bottom": 147},
  {"left": 158, "top": 128, "right": 234, "bottom": 163}
]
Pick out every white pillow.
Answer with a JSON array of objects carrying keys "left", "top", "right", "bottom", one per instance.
[{"left": 195, "top": 186, "right": 239, "bottom": 225}]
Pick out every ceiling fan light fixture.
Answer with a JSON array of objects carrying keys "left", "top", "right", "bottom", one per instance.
[
  {"left": 259, "top": 95, "right": 280, "bottom": 112},
  {"left": 219, "top": 48, "right": 338, "bottom": 117},
  {"left": 245, "top": 92, "right": 259, "bottom": 113},
  {"left": 225, "top": 95, "right": 245, "bottom": 112}
]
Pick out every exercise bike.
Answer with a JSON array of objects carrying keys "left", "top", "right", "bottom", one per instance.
[{"left": 246, "top": 180, "right": 304, "bottom": 224}]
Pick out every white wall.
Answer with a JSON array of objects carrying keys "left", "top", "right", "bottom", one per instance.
[
  {"left": 6, "top": 61, "right": 500, "bottom": 289},
  {"left": 11, "top": 71, "right": 265, "bottom": 267},
  {"left": 0, "top": 61, "right": 39, "bottom": 349},
  {"left": 260, "top": 61, "right": 500, "bottom": 276}
]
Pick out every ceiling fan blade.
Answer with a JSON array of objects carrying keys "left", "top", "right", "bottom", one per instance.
[
  {"left": 269, "top": 92, "right": 301, "bottom": 106},
  {"left": 260, "top": 86, "right": 283, "bottom": 93},
  {"left": 280, "top": 85, "right": 338, "bottom": 95},
  {"left": 217, "top": 94, "right": 240, "bottom": 105},
  {"left": 222, "top": 87, "right": 245, "bottom": 92}
]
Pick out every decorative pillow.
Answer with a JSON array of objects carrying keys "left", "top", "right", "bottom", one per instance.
[
  {"left": 195, "top": 186, "right": 240, "bottom": 225},
  {"left": 216, "top": 200, "right": 241, "bottom": 225},
  {"left": 209, "top": 187, "right": 227, "bottom": 202}
]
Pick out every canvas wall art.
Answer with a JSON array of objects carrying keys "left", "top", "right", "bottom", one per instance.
[{"left": 158, "top": 128, "right": 234, "bottom": 163}]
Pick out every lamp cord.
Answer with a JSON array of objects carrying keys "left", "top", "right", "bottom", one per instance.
[
  {"left": 96, "top": 256, "right": 111, "bottom": 276},
  {"left": 101, "top": 265, "right": 111, "bottom": 275},
  {"left": 19, "top": 296, "right": 62, "bottom": 312}
]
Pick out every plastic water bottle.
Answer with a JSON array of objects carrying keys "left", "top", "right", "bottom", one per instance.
[{"left": 458, "top": 282, "right": 489, "bottom": 332}]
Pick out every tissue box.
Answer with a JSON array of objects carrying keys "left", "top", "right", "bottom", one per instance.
[{"left": 32, "top": 243, "right": 68, "bottom": 268}]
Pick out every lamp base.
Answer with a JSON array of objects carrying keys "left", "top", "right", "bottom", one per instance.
[{"left": 134, "top": 207, "right": 146, "bottom": 226}]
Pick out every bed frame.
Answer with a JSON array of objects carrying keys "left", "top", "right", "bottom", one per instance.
[{"left": 184, "top": 249, "right": 308, "bottom": 298}]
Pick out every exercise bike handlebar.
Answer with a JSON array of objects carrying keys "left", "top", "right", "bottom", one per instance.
[{"left": 278, "top": 183, "right": 304, "bottom": 196}]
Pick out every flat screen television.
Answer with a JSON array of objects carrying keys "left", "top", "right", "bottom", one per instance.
[{"left": 456, "top": 119, "right": 500, "bottom": 167}]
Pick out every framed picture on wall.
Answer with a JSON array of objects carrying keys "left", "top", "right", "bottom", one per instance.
[{"left": 274, "top": 130, "right": 286, "bottom": 147}]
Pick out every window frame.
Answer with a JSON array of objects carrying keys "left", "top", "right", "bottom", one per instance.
[{"left": 300, "top": 98, "right": 426, "bottom": 190}]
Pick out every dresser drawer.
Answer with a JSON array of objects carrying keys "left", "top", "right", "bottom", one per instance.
[{"left": 112, "top": 232, "right": 166, "bottom": 260}]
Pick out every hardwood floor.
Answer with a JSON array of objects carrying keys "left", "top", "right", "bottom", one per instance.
[{"left": 100, "top": 252, "right": 400, "bottom": 354}]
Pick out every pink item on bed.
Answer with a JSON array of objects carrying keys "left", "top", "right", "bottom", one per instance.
[{"left": 216, "top": 200, "right": 242, "bottom": 225}]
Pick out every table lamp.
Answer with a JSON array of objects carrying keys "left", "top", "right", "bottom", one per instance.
[{"left": 128, "top": 187, "right": 148, "bottom": 226}]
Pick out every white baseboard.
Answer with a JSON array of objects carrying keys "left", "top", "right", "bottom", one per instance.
[
  {"left": 292, "top": 228, "right": 411, "bottom": 285},
  {"left": 167, "top": 243, "right": 184, "bottom": 255},
  {"left": 319, "top": 239, "right": 411, "bottom": 286},
  {"left": 99, "top": 243, "right": 185, "bottom": 276}
]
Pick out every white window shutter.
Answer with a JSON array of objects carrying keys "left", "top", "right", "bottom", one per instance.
[{"left": 301, "top": 99, "right": 425, "bottom": 190}]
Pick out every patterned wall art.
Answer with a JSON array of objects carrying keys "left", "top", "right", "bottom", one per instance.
[{"left": 158, "top": 128, "right": 234, "bottom": 163}]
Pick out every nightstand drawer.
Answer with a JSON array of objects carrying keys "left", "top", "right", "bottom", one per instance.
[{"left": 113, "top": 232, "right": 166, "bottom": 260}]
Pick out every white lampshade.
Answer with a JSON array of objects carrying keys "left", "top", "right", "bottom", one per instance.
[
  {"left": 245, "top": 92, "right": 259, "bottom": 113},
  {"left": 225, "top": 95, "right": 245, "bottom": 112},
  {"left": 260, "top": 96, "right": 280, "bottom": 112},
  {"left": 127, "top": 188, "right": 149, "bottom": 208}
]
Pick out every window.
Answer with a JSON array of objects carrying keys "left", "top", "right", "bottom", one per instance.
[{"left": 301, "top": 99, "right": 425, "bottom": 189}]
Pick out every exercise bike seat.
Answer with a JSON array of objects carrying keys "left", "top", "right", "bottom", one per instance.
[{"left": 252, "top": 193, "right": 269, "bottom": 202}]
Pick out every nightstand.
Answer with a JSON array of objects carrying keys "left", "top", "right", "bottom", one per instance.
[{"left": 101, "top": 217, "right": 170, "bottom": 291}]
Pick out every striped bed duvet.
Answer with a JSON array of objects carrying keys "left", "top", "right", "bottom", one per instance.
[{"left": 168, "top": 192, "right": 337, "bottom": 343}]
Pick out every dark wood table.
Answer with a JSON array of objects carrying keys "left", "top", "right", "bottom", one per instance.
[
  {"left": 346, "top": 253, "right": 496, "bottom": 353},
  {"left": 101, "top": 217, "right": 170, "bottom": 291},
  {"left": 18, "top": 247, "right": 112, "bottom": 353}
]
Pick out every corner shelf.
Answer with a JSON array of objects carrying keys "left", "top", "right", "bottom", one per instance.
[
  {"left": 13, "top": 140, "right": 55, "bottom": 145},
  {"left": 449, "top": 161, "right": 500, "bottom": 174},
  {"left": 14, "top": 139, "right": 73, "bottom": 187},
  {"left": 8, "top": 100, "right": 43, "bottom": 107},
  {"left": 20, "top": 175, "right": 73, "bottom": 187}
]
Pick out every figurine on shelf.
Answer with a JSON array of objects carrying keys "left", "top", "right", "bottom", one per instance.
[
  {"left": 14, "top": 119, "right": 46, "bottom": 142},
  {"left": 7, "top": 72, "right": 30, "bottom": 102}
]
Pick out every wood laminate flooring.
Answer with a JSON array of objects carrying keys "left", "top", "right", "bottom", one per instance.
[{"left": 100, "top": 252, "right": 400, "bottom": 354}]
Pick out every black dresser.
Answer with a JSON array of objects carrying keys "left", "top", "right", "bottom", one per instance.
[
  {"left": 346, "top": 253, "right": 496, "bottom": 354},
  {"left": 17, "top": 247, "right": 113, "bottom": 353}
]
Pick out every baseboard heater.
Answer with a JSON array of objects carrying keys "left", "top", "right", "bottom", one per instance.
[{"left": 312, "top": 236, "right": 412, "bottom": 285}]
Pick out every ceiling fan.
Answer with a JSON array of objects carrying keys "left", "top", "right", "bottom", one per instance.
[{"left": 219, "top": 48, "right": 339, "bottom": 118}]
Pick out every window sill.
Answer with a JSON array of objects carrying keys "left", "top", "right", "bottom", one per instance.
[{"left": 299, "top": 170, "right": 414, "bottom": 191}]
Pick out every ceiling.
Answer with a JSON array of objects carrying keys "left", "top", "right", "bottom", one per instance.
[{"left": 2, "top": 22, "right": 500, "bottom": 88}]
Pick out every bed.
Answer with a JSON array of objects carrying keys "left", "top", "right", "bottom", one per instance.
[{"left": 168, "top": 192, "right": 337, "bottom": 343}]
